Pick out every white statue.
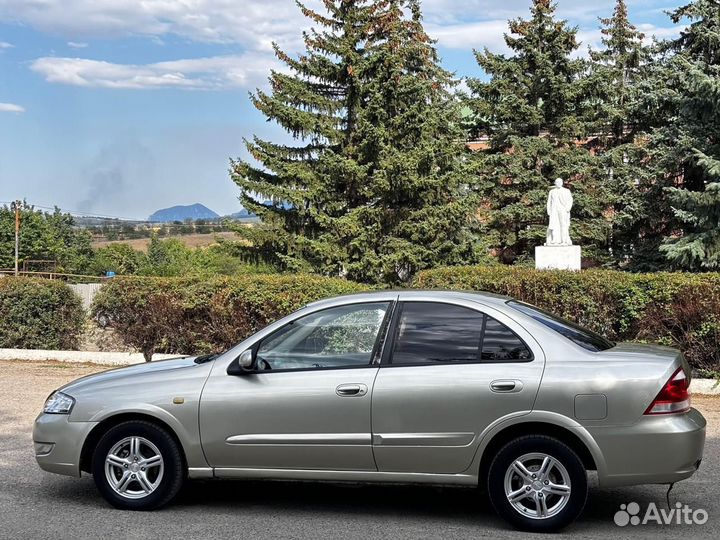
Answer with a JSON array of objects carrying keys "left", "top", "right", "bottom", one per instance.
[{"left": 546, "top": 178, "right": 573, "bottom": 246}]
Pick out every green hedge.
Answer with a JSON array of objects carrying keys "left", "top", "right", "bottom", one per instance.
[
  {"left": 413, "top": 266, "right": 720, "bottom": 371},
  {"left": 92, "top": 274, "right": 368, "bottom": 360},
  {"left": 0, "top": 277, "right": 85, "bottom": 350},
  {"left": 91, "top": 268, "right": 720, "bottom": 371}
]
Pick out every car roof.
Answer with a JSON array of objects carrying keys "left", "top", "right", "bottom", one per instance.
[{"left": 306, "top": 289, "right": 512, "bottom": 309}]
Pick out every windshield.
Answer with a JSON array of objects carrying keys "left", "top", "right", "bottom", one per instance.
[{"left": 508, "top": 301, "right": 615, "bottom": 352}]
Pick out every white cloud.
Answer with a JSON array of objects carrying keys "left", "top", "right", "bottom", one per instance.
[
  {"left": 0, "top": 0, "right": 309, "bottom": 51},
  {"left": 425, "top": 4, "right": 681, "bottom": 55},
  {"left": 0, "top": 102, "right": 25, "bottom": 112},
  {"left": 0, "top": 40, "right": 12, "bottom": 48},
  {"left": 30, "top": 53, "right": 278, "bottom": 90},
  {"left": 637, "top": 23, "right": 683, "bottom": 44},
  {"left": 576, "top": 23, "right": 682, "bottom": 56},
  {"left": 0, "top": 1, "right": 684, "bottom": 57},
  {"left": 10, "top": 1, "right": 685, "bottom": 93},
  {"left": 67, "top": 41, "right": 88, "bottom": 48},
  {"left": 423, "top": 0, "right": 540, "bottom": 25},
  {"left": 427, "top": 20, "right": 509, "bottom": 51}
]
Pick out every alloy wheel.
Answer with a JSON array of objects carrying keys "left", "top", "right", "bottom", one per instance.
[
  {"left": 104, "top": 436, "right": 165, "bottom": 500},
  {"left": 503, "top": 452, "right": 572, "bottom": 520}
]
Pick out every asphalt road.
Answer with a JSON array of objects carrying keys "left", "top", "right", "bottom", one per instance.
[{"left": 1, "top": 360, "right": 718, "bottom": 539}]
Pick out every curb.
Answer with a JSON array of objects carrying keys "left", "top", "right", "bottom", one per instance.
[
  {"left": 690, "top": 378, "right": 720, "bottom": 396},
  {"left": 0, "top": 349, "right": 185, "bottom": 366}
]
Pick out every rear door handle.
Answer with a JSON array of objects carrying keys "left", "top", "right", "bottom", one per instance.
[
  {"left": 336, "top": 383, "right": 368, "bottom": 397},
  {"left": 490, "top": 380, "right": 523, "bottom": 393}
]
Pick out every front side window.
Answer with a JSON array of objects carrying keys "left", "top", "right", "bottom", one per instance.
[
  {"left": 256, "top": 302, "right": 390, "bottom": 371},
  {"left": 390, "top": 302, "right": 532, "bottom": 365}
]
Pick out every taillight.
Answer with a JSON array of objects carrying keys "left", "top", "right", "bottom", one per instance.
[{"left": 644, "top": 367, "right": 691, "bottom": 415}]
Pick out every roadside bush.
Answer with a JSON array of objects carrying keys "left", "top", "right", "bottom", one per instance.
[
  {"left": 89, "top": 237, "right": 274, "bottom": 277},
  {"left": 413, "top": 266, "right": 720, "bottom": 371},
  {"left": 92, "top": 274, "right": 368, "bottom": 360},
  {"left": 0, "top": 277, "right": 85, "bottom": 350}
]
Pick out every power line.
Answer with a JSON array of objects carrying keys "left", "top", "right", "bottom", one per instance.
[
  {"left": 4, "top": 199, "right": 249, "bottom": 226},
  {"left": 27, "top": 202, "right": 147, "bottom": 222},
  {"left": 2, "top": 199, "right": 146, "bottom": 221}
]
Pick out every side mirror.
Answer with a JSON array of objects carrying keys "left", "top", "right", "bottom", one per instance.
[
  {"left": 238, "top": 349, "right": 254, "bottom": 369},
  {"left": 227, "top": 349, "right": 255, "bottom": 376}
]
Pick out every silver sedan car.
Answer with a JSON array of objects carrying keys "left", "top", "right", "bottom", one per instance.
[{"left": 34, "top": 291, "right": 706, "bottom": 532}]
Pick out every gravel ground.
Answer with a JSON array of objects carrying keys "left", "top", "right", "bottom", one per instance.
[{"left": 0, "top": 360, "right": 717, "bottom": 539}]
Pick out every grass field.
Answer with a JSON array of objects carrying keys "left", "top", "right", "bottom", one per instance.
[{"left": 92, "top": 231, "right": 240, "bottom": 251}]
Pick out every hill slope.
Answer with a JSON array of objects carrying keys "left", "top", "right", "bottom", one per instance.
[{"left": 148, "top": 203, "right": 219, "bottom": 222}]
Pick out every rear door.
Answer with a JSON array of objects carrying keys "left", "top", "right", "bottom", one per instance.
[{"left": 371, "top": 296, "right": 545, "bottom": 474}]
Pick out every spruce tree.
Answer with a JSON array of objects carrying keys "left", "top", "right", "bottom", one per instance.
[
  {"left": 467, "top": 0, "right": 612, "bottom": 262},
  {"left": 647, "top": 0, "right": 720, "bottom": 192},
  {"left": 660, "top": 64, "right": 720, "bottom": 269},
  {"left": 588, "top": 0, "right": 647, "bottom": 144},
  {"left": 650, "top": 0, "right": 720, "bottom": 268},
  {"left": 587, "top": 0, "right": 652, "bottom": 266},
  {"left": 469, "top": 0, "right": 586, "bottom": 143},
  {"left": 231, "top": 0, "right": 480, "bottom": 284},
  {"left": 230, "top": 0, "right": 373, "bottom": 274}
]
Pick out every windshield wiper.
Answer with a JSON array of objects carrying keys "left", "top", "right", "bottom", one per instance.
[{"left": 194, "top": 353, "right": 220, "bottom": 364}]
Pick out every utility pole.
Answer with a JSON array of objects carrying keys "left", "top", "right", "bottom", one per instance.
[{"left": 14, "top": 200, "right": 20, "bottom": 277}]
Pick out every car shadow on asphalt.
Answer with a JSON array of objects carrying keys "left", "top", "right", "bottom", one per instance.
[
  {"left": 31, "top": 472, "right": 710, "bottom": 536},
  {"left": 170, "top": 476, "right": 670, "bottom": 526}
]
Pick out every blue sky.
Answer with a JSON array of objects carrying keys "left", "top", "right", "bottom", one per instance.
[{"left": 0, "top": 0, "right": 684, "bottom": 220}]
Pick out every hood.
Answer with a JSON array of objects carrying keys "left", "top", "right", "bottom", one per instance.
[{"left": 58, "top": 355, "right": 200, "bottom": 395}]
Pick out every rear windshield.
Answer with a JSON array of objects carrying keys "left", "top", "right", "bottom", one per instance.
[{"left": 508, "top": 301, "right": 615, "bottom": 352}]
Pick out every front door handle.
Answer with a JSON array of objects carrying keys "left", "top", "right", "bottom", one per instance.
[
  {"left": 336, "top": 383, "right": 368, "bottom": 397},
  {"left": 490, "top": 380, "right": 523, "bottom": 393}
]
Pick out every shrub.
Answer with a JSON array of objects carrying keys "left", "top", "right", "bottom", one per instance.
[
  {"left": 89, "top": 237, "right": 275, "bottom": 277},
  {"left": 0, "top": 277, "right": 85, "bottom": 350},
  {"left": 92, "top": 274, "right": 368, "bottom": 361},
  {"left": 413, "top": 266, "right": 720, "bottom": 371}
]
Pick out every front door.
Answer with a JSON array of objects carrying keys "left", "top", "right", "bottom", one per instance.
[
  {"left": 371, "top": 297, "right": 545, "bottom": 474},
  {"left": 200, "top": 301, "right": 392, "bottom": 471}
]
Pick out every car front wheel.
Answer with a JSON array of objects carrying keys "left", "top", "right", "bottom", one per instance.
[
  {"left": 91, "top": 420, "right": 184, "bottom": 510},
  {"left": 487, "top": 435, "right": 587, "bottom": 532}
]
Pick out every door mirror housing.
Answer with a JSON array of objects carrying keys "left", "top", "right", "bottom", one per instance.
[
  {"left": 227, "top": 349, "right": 255, "bottom": 375},
  {"left": 238, "top": 349, "right": 254, "bottom": 369}
]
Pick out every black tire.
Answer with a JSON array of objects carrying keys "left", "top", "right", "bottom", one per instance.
[
  {"left": 487, "top": 435, "right": 587, "bottom": 532},
  {"left": 91, "top": 420, "right": 185, "bottom": 510}
]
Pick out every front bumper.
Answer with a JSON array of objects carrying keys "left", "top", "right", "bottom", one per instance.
[
  {"left": 589, "top": 407, "right": 706, "bottom": 487},
  {"left": 33, "top": 413, "right": 97, "bottom": 477}
]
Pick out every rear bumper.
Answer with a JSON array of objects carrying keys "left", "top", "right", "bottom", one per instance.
[
  {"left": 589, "top": 407, "right": 705, "bottom": 487},
  {"left": 33, "top": 413, "right": 97, "bottom": 477}
]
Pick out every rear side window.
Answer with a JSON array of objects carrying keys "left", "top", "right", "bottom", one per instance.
[
  {"left": 508, "top": 301, "right": 614, "bottom": 352},
  {"left": 390, "top": 302, "right": 532, "bottom": 365},
  {"left": 482, "top": 316, "right": 533, "bottom": 361}
]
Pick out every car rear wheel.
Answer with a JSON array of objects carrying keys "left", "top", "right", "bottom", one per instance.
[
  {"left": 91, "top": 420, "right": 184, "bottom": 510},
  {"left": 487, "top": 435, "right": 587, "bottom": 532}
]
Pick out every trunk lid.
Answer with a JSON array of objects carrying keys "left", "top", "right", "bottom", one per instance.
[{"left": 598, "top": 342, "right": 690, "bottom": 380}]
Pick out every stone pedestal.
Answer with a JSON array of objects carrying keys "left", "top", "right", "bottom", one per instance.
[{"left": 535, "top": 245, "right": 581, "bottom": 271}]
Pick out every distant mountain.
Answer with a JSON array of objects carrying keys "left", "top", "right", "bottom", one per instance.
[
  {"left": 228, "top": 208, "right": 255, "bottom": 219},
  {"left": 148, "top": 203, "right": 219, "bottom": 222},
  {"left": 226, "top": 200, "right": 292, "bottom": 220}
]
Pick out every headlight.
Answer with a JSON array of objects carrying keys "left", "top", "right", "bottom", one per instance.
[{"left": 43, "top": 391, "right": 75, "bottom": 414}]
